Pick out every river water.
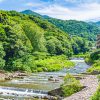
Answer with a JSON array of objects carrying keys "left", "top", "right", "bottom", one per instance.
[{"left": 0, "top": 58, "right": 90, "bottom": 99}]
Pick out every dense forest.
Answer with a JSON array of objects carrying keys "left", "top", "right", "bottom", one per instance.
[
  {"left": 21, "top": 10, "right": 100, "bottom": 41},
  {"left": 0, "top": 10, "right": 94, "bottom": 73}
]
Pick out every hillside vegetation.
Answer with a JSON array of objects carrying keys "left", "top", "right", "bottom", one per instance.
[
  {"left": 86, "top": 49, "right": 100, "bottom": 73},
  {"left": 21, "top": 10, "right": 100, "bottom": 41},
  {"left": 86, "top": 49, "right": 100, "bottom": 100},
  {"left": 46, "top": 18, "right": 100, "bottom": 41},
  {"left": 0, "top": 10, "right": 91, "bottom": 72}
]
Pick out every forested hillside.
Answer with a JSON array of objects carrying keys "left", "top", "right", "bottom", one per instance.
[
  {"left": 21, "top": 10, "right": 100, "bottom": 41},
  {"left": 95, "top": 21, "right": 100, "bottom": 26},
  {"left": 46, "top": 18, "right": 100, "bottom": 41},
  {"left": 0, "top": 10, "right": 91, "bottom": 72}
]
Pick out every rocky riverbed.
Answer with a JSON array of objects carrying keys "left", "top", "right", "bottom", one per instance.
[
  {"left": 0, "top": 58, "right": 95, "bottom": 100},
  {"left": 0, "top": 71, "right": 28, "bottom": 81}
]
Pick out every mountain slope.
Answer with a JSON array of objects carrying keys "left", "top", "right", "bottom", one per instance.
[
  {"left": 46, "top": 18, "right": 100, "bottom": 41},
  {"left": 0, "top": 10, "right": 91, "bottom": 72},
  {"left": 21, "top": 10, "right": 42, "bottom": 17},
  {"left": 95, "top": 21, "right": 100, "bottom": 26},
  {"left": 21, "top": 10, "right": 100, "bottom": 41},
  {"left": 1, "top": 10, "right": 74, "bottom": 56},
  {"left": 21, "top": 10, "right": 50, "bottom": 19}
]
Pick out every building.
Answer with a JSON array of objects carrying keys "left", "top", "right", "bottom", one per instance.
[{"left": 97, "top": 34, "right": 100, "bottom": 49}]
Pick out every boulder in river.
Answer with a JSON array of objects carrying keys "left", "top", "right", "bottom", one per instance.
[
  {"left": 48, "top": 77, "right": 60, "bottom": 82},
  {"left": 48, "top": 76, "right": 55, "bottom": 81},
  {"left": 5, "top": 76, "right": 12, "bottom": 80}
]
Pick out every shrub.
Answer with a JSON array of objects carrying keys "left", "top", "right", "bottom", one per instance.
[
  {"left": 86, "top": 49, "right": 100, "bottom": 73},
  {"left": 60, "top": 74, "right": 82, "bottom": 97},
  {"left": 90, "top": 49, "right": 100, "bottom": 61},
  {"left": 87, "top": 61, "right": 100, "bottom": 73},
  {"left": 35, "top": 55, "right": 75, "bottom": 72},
  {"left": 91, "top": 86, "right": 100, "bottom": 100}
]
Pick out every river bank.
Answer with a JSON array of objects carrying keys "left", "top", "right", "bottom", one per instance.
[
  {"left": 0, "top": 71, "right": 28, "bottom": 81},
  {"left": 0, "top": 58, "right": 93, "bottom": 99},
  {"left": 63, "top": 75, "right": 99, "bottom": 100}
]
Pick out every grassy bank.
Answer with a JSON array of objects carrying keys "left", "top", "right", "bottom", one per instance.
[
  {"left": 91, "top": 87, "right": 100, "bottom": 100},
  {"left": 60, "top": 74, "right": 82, "bottom": 97},
  {"left": 91, "top": 75, "right": 100, "bottom": 100},
  {"left": 87, "top": 61, "right": 100, "bottom": 73},
  {"left": 85, "top": 49, "right": 100, "bottom": 73},
  {"left": 0, "top": 55, "right": 75, "bottom": 73},
  {"left": 72, "top": 53, "right": 88, "bottom": 58},
  {"left": 34, "top": 55, "right": 75, "bottom": 72},
  {"left": 9, "top": 55, "right": 75, "bottom": 73}
]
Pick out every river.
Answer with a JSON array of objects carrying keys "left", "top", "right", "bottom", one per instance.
[{"left": 0, "top": 58, "right": 90, "bottom": 99}]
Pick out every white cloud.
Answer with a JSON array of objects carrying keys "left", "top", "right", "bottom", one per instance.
[
  {"left": 64, "top": 0, "right": 100, "bottom": 3},
  {"left": 36, "top": 5, "right": 71, "bottom": 15},
  {"left": 25, "top": 2, "right": 43, "bottom": 7},
  {"left": 25, "top": 1, "right": 50, "bottom": 8},
  {"left": 64, "top": 0, "right": 79, "bottom": 3},
  {"left": 26, "top": 3, "right": 34, "bottom": 7},
  {"left": 35, "top": 2, "right": 100, "bottom": 21}
]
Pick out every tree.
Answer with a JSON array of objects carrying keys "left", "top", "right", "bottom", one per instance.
[
  {"left": 23, "top": 22, "right": 47, "bottom": 52},
  {"left": 0, "top": 42, "right": 5, "bottom": 69}
]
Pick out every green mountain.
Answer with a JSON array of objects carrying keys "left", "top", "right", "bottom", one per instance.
[
  {"left": 46, "top": 18, "right": 100, "bottom": 41},
  {"left": 21, "top": 10, "right": 100, "bottom": 41},
  {"left": 21, "top": 10, "right": 42, "bottom": 17},
  {"left": 0, "top": 10, "right": 91, "bottom": 72},
  {"left": 21, "top": 10, "right": 50, "bottom": 19}
]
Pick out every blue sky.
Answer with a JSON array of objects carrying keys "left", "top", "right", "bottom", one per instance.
[{"left": 0, "top": 0, "right": 100, "bottom": 21}]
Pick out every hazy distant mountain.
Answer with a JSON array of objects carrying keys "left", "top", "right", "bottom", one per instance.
[
  {"left": 87, "top": 17, "right": 100, "bottom": 22},
  {"left": 95, "top": 21, "right": 100, "bottom": 26}
]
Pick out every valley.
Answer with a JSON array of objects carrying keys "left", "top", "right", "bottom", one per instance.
[{"left": 0, "top": 9, "right": 100, "bottom": 100}]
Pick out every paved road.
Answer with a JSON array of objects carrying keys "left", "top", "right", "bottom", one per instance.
[{"left": 63, "top": 75, "right": 99, "bottom": 100}]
